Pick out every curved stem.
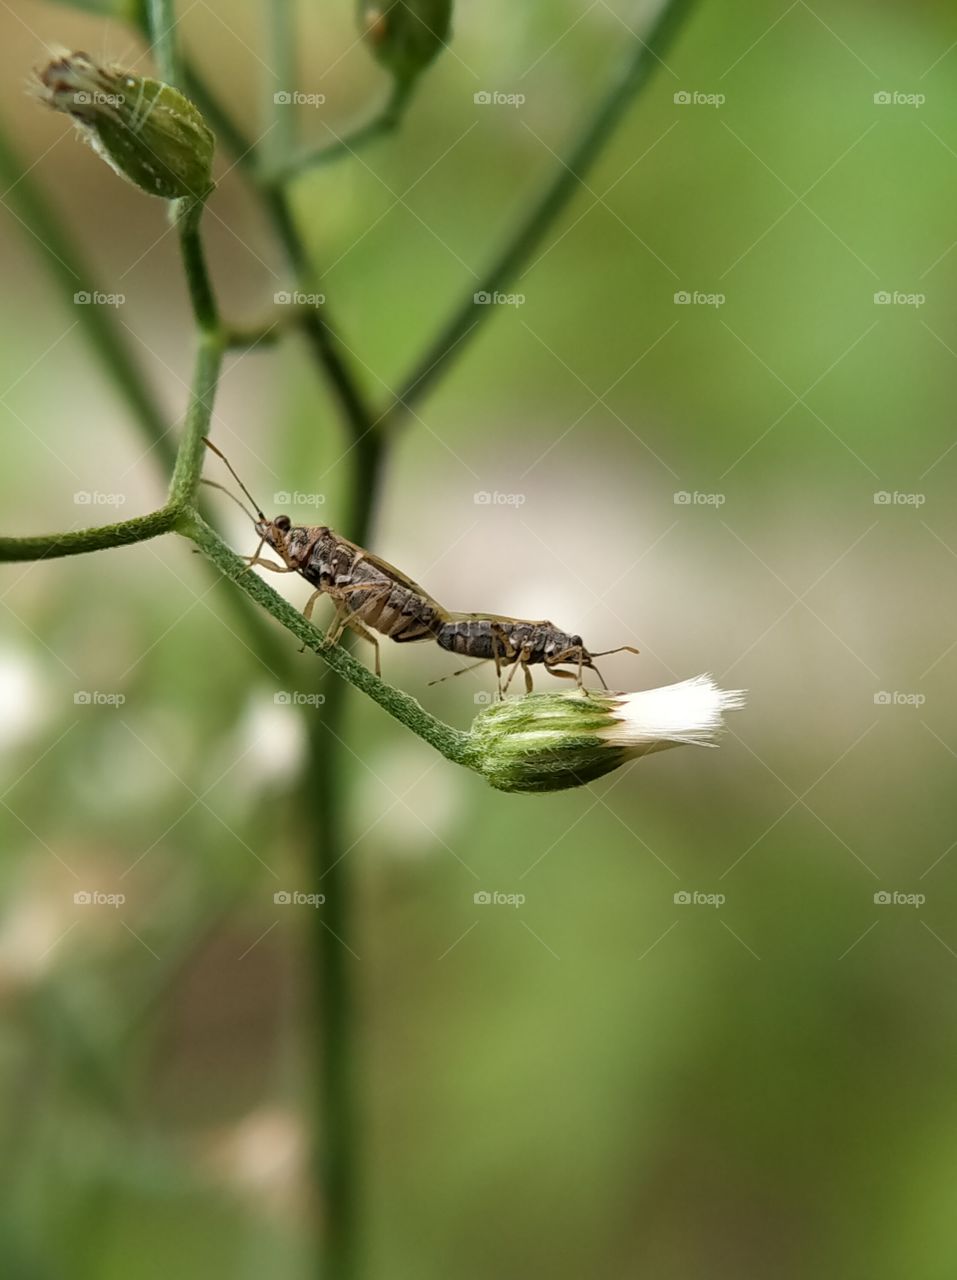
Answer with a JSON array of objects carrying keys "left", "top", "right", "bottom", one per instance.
[
  {"left": 385, "top": 0, "right": 699, "bottom": 421},
  {"left": 0, "top": 508, "right": 178, "bottom": 561},
  {"left": 176, "top": 204, "right": 220, "bottom": 334}
]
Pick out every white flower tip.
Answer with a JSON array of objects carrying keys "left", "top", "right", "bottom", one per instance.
[{"left": 605, "top": 675, "right": 746, "bottom": 750}]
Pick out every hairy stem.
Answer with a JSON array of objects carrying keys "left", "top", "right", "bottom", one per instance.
[
  {"left": 385, "top": 0, "right": 699, "bottom": 421},
  {"left": 0, "top": 508, "right": 178, "bottom": 561}
]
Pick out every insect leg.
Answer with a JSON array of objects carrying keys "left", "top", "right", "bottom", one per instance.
[
  {"left": 502, "top": 646, "right": 531, "bottom": 696},
  {"left": 341, "top": 615, "right": 382, "bottom": 678}
]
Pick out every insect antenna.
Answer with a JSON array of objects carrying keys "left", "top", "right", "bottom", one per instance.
[
  {"left": 588, "top": 644, "right": 641, "bottom": 658},
  {"left": 427, "top": 660, "right": 489, "bottom": 687},
  {"left": 202, "top": 437, "right": 266, "bottom": 520},
  {"left": 199, "top": 478, "right": 259, "bottom": 524}
]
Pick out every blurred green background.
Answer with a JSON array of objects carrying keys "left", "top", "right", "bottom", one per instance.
[{"left": 2, "top": 0, "right": 957, "bottom": 1276}]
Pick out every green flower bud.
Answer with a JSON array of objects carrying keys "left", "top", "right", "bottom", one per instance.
[
  {"left": 465, "top": 677, "right": 746, "bottom": 795},
  {"left": 37, "top": 52, "right": 214, "bottom": 204},
  {"left": 358, "top": 0, "right": 453, "bottom": 89}
]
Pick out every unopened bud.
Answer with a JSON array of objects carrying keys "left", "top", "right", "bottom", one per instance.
[
  {"left": 465, "top": 676, "right": 746, "bottom": 794},
  {"left": 358, "top": 0, "right": 453, "bottom": 89},
  {"left": 37, "top": 51, "right": 214, "bottom": 204}
]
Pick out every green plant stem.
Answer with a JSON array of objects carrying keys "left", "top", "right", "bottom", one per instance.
[
  {"left": 168, "top": 335, "right": 223, "bottom": 504},
  {"left": 147, "top": 0, "right": 181, "bottom": 86},
  {"left": 0, "top": 125, "right": 173, "bottom": 472},
  {"left": 0, "top": 508, "right": 178, "bottom": 561},
  {"left": 176, "top": 205, "right": 220, "bottom": 334},
  {"left": 384, "top": 0, "right": 699, "bottom": 421}
]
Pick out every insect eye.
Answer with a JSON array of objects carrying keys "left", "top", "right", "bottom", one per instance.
[{"left": 274, "top": 515, "right": 291, "bottom": 533}]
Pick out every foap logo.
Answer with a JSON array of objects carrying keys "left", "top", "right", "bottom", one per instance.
[
  {"left": 874, "top": 291, "right": 925, "bottom": 308},
  {"left": 273, "top": 90, "right": 326, "bottom": 107},
  {"left": 674, "top": 890, "right": 726, "bottom": 907},
  {"left": 74, "top": 890, "right": 125, "bottom": 907},
  {"left": 274, "top": 890, "right": 326, "bottom": 906},
  {"left": 873, "top": 90, "right": 925, "bottom": 108},
  {"left": 674, "top": 89, "right": 725, "bottom": 108},
  {"left": 474, "top": 490, "right": 526, "bottom": 506},
  {"left": 473, "top": 691, "right": 495, "bottom": 706},
  {"left": 473, "top": 890, "right": 526, "bottom": 908},
  {"left": 74, "top": 290, "right": 125, "bottom": 307},
  {"left": 873, "top": 690, "right": 925, "bottom": 708},
  {"left": 874, "top": 890, "right": 925, "bottom": 907},
  {"left": 274, "top": 290, "right": 325, "bottom": 306},
  {"left": 274, "top": 691, "right": 326, "bottom": 708},
  {"left": 474, "top": 90, "right": 526, "bottom": 108},
  {"left": 73, "top": 90, "right": 124, "bottom": 107},
  {"left": 674, "top": 290, "right": 725, "bottom": 307},
  {"left": 273, "top": 490, "right": 326, "bottom": 507},
  {"left": 74, "top": 491, "right": 126, "bottom": 507},
  {"left": 674, "top": 490, "right": 726, "bottom": 507},
  {"left": 873, "top": 490, "right": 925, "bottom": 507},
  {"left": 74, "top": 691, "right": 126, "bottom": 707},
  {"left": 474, "top": 290, "right": 525, "bottom": 307}
]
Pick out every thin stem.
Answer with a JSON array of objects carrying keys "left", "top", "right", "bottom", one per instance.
[
  {"left": 266, "top": 0, "right": 297, "bottom": 172},
  {"left": 0, "top": 508, "right": 178, "bottom": 561},
  {"left": 0, "top": 124, "right": 173, "bottom": 472},
  {"left": 168, "top": 334, "right": 224, "bottom": 506},
  {"left": 147, "top": 0, "right": 181, "bottom": 87},
  {"left": 176, "top": 204, "right": 220, "bottom": 333},
  {"left": 385, "top": 0, "right": 699, "bottom": 421}
]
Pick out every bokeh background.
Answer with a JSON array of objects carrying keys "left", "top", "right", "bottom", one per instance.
[{"left": 2, "top": 0, "right": 957, "bottom": 1276}]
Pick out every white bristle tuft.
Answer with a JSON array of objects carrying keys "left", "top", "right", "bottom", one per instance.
[{"left": 602, "top": 675, "right": 746, "bottom": 750}]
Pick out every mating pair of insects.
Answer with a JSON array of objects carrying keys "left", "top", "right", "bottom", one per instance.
[{"left": 204, "top": 440, "right": 638, "bottom": 697}]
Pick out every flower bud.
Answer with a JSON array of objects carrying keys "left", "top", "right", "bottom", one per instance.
[
  {"left": 358, "top": 0, "right": 453, "bottom": 89},
  {"left": 37, "top": 52, "right": 214, "bottom": 204},
  {"left": 465, "top": 676, "right": 746, "bottom": 795}
]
